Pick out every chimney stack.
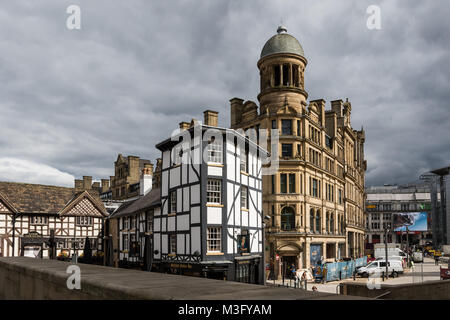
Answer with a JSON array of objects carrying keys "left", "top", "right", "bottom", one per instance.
[
  {"left": 140, "top": 163, "right": 154, "bottom": 196},
  {"left": 101, "top": 179, "right": 110, "bottom": 193},
  {"left": 74, "top": 179, "right": 83, "bottom": 191},
  {"left": 82, "top": 176, "right": 92, "bottom": 190},
  {"left": 179, "top": 122, "right": 190, "bottom": 130},
  {"left": 92, "top": 182, "right": 101, "bottom": 190},
  {"left": 331, "top": 100, "right": 343, "bottom": 117},
  {"left": 203, "top": 110, "right": 219, "bottom": 127}
]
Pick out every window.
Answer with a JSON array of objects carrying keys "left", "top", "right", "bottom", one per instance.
[
  {"left": 207, "top": 179, "right": 222, "bottom": 204},
  {"left": 123, "top": 234, "right": 129, "bottom": 251},
  {"left": 293, "top": 65, "right": 299, "bottom": 87},
  {"left": 280, "top": 174, "right": 287, "bottom": 194},
  {"left": 315, "top": 211, "right": 321, "bottom": 233},
  {"left": 147, "top": 218, "right": 153, "bottom": 232},
  {"left": 169, "top": 234, "right": 177, "bottom": 254},
  {"left": 338, "top": 189, "right": 343, "bottom": 204},
  {"left": 272, "top": 120, "right": 277, "bottom": 129},
  {"left": 76, "top": 216, "right": 93, "bottom": 226},
  {"left": 281, "top": 144, "right": 292, "bottom": 157},
  {"left": 241, "top": 186, "right": 248, "bottom": 209},
  {"left": 297, "top": 120, "right": 300, "bottom": 136},
  {"left": 271, "top": 205, "right": 275, "bottom": 227},
  {"left": 330, "top": 214, "right": 335, "bottom": 234},
  {"left": 240, "top": 150, "right": 248, "bottom": 172},
  {"left": 282, "top": 64, "right": 289, "bottom": 86},
  {"left": 207, "top": 139, "right": 222, "bottom": 163},
  {"left": 401, "top": 203, "right": 408, "bottom": 211},
  {"left": 123, "top": 217, "right": 129, "bottom": 230},
  {"left": 289, "top": 174, "right": 295, "bottom": 194},
  {"left": 281, "top": 120, "right": 292, "bottom": 135},
  {"left": 172, "top": 144, "right": 183, "bottom": 166},
  {"left": 169, "top": 191, "right": 177, "bottom": 213},
  {"left": 30, "top": 216, "right": 48, "bottom": 225},
  {"left": 207, "top": 227, "right": 221, "bottom": 252},
  {"left": 273, "top": 65, "right": 281, "bottom": 86},
  {"left": 310, "top": 209, "right": 315, "bottom": 232},
  {"left": 271, "top": 175, "right": 275, "bottom": 194},
  {"left": 131, "top": 216, "right": 136, "bottom": 230},
  {"left": 281, "top": 207, "right": 295, "bottom": 231},
  {"left": 311, "top": 178, "right": 318, "bottom": 197}
]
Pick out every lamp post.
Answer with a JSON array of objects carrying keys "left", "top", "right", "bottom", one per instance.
[
  {"left": 384, "top": 226, "right": 389, "bottom": 280},
  {"left": 406, "top": 225, "right": 410, "bottom": 268}
]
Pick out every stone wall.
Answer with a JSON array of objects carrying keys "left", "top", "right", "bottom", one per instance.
[
  {"left": 0, "top": 257, "right": 366, "bottom": 300},
  {"left": 341, "top": 280, "right": 450, "bottom": 299}
]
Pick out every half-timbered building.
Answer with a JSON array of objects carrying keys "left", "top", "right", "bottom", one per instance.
[
  {"left": 0, "top": 181, "right": 108, "bottom": 258},
  {"left": 110, "top": 187, "right": 160, "bottom": 268},
  {"left": 153, "top": 111, "right": 267, "bottom": 284}
]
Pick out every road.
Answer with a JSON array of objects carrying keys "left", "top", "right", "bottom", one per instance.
[{"left": 267, "top": 257, "right": 445, "bottom": 294}]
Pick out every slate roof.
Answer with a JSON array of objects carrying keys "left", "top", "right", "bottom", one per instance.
[
  {"left": 0, "top": 181, "right": 106, "bottom": 216},
  {"left": 110, "top": 188, "right": 160, "bottom": 219}
]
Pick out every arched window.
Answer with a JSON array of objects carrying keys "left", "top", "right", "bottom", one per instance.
[
  {"left": 315, "top": 210, "right": 321, "bottom": 233},
  {"left": 281, "top": 206, "right": 295, "bottom": 231},
  {"left": 310, "top": 208, "right": 315, "bottom": 232}
]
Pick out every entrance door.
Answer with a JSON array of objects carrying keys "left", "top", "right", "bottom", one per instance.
[{"left": 282, "top": 256, "right": 297, "bottom": 278}]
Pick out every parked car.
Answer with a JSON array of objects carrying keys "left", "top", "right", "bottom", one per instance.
[
  {"left": 357, "top": 260, "right": 404, "bottom": 278},
  {"left": 412, "top": 251, "right": 424, "bottom": 263}
]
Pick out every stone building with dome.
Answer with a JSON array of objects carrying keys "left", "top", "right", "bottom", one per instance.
[{"left": 229, "top": 26, "right": 367, "bottom": 279}]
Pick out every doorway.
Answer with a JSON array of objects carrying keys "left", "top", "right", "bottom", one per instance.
[{"left": 281, "top": 255, "right": 297, "bottom": 279}]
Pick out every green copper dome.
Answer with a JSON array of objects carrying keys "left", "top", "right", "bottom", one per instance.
[{"left": 260, "top": 26, "right": 305, "bottom": 59}]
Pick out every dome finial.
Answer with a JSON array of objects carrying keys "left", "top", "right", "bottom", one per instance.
[{"left": 277, "top": 25, "right": 287, "bottom": 34}]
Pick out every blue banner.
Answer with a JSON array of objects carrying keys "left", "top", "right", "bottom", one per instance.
[
  {"left": 310, "top": 244, "right": 322, "bottom": 266},
  {"left": 322, "top": 256, "right": 368, "bottom": 282}
]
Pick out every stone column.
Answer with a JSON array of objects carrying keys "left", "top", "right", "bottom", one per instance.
[
  {"left": 304, "top": 239, "right": 311, "bottom": 269},
  {"left": 305, "top": 204, "right": 311, "bottom": 233},
  {"left": 335, "top": 242, "right": 339, "bottom": 260},
  {"left": 322, "top": 242, "right": 327, "bottom": 261}
]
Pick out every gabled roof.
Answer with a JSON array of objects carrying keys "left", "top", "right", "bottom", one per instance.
[
  {"left": 0, "top": 181, "right": 107, "bottom": 216},
  {"left": 59, "top": 190, "right": 108, "bottom": 217},
  {"left": 110, "top": 188, "right": 160, "bottom": 219}
]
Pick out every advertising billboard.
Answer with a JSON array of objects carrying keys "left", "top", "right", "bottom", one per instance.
[{"left": 393, "top": 212, "right": 428, "bottom": 232}]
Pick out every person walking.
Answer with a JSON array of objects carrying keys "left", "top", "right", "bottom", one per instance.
[{"left": 290, "top": 264, "right": 296, "bottom": 280}]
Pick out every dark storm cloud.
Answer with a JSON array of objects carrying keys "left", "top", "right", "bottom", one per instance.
[{"left": 0, "top": 0, "right": 449, "bottom": 186}]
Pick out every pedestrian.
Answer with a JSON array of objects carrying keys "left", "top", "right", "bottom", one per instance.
[
  {"left": 312, "top": 286, "right": 318, "bottom": 292},
  {"left": 435, "top": 255, "right": 439, "bottom": 266},
  {"left": 290, "top": 263, "right": 296, "bottom": 279},
  {"left": 322, "top": 265, "right": 328, "bottom": 284}
]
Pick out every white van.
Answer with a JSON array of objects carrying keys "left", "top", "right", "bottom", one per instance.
[{"left": 357, "top": 260, "right": 404, "bottom": 277}]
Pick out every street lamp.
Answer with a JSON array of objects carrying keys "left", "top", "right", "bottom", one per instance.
[
  {"left": 262, "top": 214, "right": 271, "bottom": 286},
  {"left": 384, "top": 226, "right": 389, "bottom": 280}
]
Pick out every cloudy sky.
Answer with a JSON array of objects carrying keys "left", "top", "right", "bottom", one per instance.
[{"left": 0, "top": 0, "right": 449, "bottom": 187}]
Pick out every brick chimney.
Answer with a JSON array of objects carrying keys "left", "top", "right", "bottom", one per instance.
[
  {"left": 179, "top": 122, "right": 190, "bottom": 130},
  {"left": 82, "top": 176, "right": 92, "bottom": 190},
  {"left": 140, "top": 163, "right": 154, "bottom": 196},
  {"left": 203, "top": 110, "right": 219, "bottom": 127},
  {"left": 74, "top": 179, "right": 83, "bottom": 191},
  {"left": 101, "top": 179, "right": 110, "bottom": 193}
]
